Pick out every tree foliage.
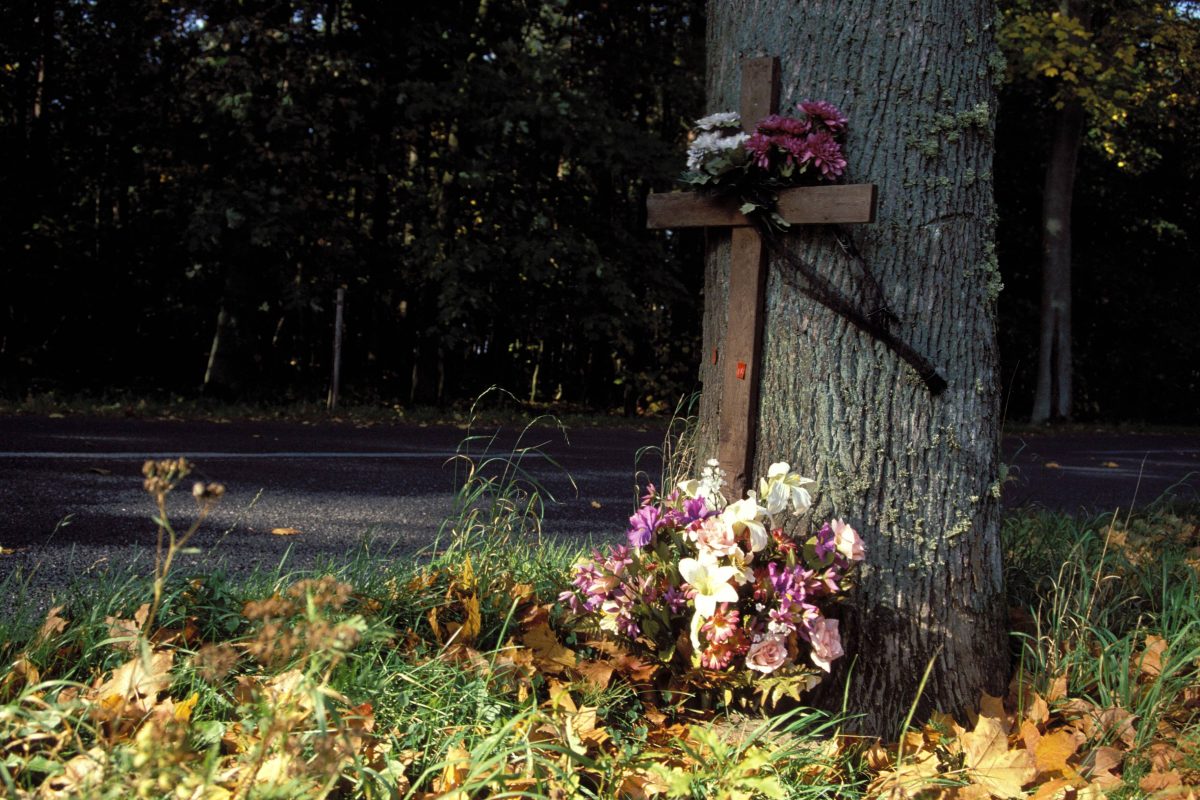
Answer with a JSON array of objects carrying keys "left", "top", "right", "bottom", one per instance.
[
  {"left": 0, "top": 0, "right": 705, "bottom": 410},
  {"left": 995, "top": 0, "right": 1200, "bottom": 421}
]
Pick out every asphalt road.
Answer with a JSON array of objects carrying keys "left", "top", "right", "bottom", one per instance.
[{"left": 1, "top": 416, "right": 1197, "bottom": 611}]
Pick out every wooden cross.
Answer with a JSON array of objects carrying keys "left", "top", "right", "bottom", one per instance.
[{"left": 647, "top": 57, "right": 877, "bottom": 498}]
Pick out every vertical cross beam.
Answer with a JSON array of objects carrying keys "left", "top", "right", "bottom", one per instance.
[
  {"left": 718, "top": 57, "right": 779, "bottom": 498},
  {"left": 647, "top": 58, "right": 876, "bottom": 499}
]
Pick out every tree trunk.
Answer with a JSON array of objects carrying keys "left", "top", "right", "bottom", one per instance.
[
  {"left": 701, "top": 0, "right": 1007, "bottom": 735},
  {"left": 1031, "top": 99, "right": 1083, "bottom": 423}
]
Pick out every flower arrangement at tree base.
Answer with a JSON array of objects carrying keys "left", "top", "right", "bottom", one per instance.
[{"left": 559, "top": 459, "right": 865, "bottom": 712}]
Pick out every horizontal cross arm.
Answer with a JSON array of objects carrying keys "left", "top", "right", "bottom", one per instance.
[{"left": 646, "top": 183, "right": 877, "bottom": 229}]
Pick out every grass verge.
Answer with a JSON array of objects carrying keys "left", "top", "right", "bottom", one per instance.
[{"left": 1, "top": 451, "right": 1198, "bottom": 797}]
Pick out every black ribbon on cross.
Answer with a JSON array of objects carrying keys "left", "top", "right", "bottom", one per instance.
[{"left": 753, "top": 217, "right": 949, "bottom": 396}]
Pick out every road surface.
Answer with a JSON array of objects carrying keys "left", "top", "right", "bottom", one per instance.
[{"left": 1, "top": 416, "right": 1196, "bottom": 610}]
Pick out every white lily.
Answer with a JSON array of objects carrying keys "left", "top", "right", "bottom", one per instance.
[
  {"left": 726, "top": 546, "right": 755, "bottom": 585},
  {"left": 678, "top": 558, "right": 740, "bottom": 618},
  {"left": 722, "top": 495, "right": 768, "bottom": 553},
  {"left": 759, "top": 461, "right": 816, "bottom": 516}
]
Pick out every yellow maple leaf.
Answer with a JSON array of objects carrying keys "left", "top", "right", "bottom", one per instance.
[
  {"left": 960, "top": 715, "right": 1036, "bottom": 799},
  {"left": 174, "top": 692, "right": 199, "bottom": 723},
  {"left": 1033, "top": 730, "right": 1080, "bottom": 779}
]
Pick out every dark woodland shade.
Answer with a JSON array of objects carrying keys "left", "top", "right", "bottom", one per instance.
[{"left": 0, "top": 1, "right": 1195, "bottom": 420}]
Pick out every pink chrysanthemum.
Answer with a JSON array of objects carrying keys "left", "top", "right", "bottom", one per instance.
[
  {"left": 803, "top": 130, "right": 847, "bottom": 180},
  {"left": 798, "top": 100, "right": 848, "bottom": 132},
  {"left": 777, "top": 134, "right": 807, "bottom": 167},
  {"left": 744, "top": 132, "right": 774, "bottom": 169},
  {"left": 756, "top": 114, "right": 789, "bottom": 134},
  {"left": 700, "top": 640, "right": 737, "bottom": 670},
  {"left": 699, "top": 628, "right": 748, "bottom": 670},
  {"left": 757, "top": 114, "right": 811, "bottom": 137},
  {"left": 701, "top": 603, "right": 740, "bottom": 644}
]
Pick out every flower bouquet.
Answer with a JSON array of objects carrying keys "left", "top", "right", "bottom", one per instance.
[
  {"left": 559, "top": 459, "right": 865, "bottom": 708},
  {"left": 681, "top": 102, "right": 849, "bottom": 229}
]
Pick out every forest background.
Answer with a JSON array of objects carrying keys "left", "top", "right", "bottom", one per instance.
[{"left": 1, "top": 0, "right": 1196, "bottom": 424}]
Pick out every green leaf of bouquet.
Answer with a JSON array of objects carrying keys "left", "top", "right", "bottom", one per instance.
[{"left": 739, "top": 202, "right": 760, "bottom": 215}]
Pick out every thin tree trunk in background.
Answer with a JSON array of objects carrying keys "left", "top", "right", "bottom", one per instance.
[
  {"left": 701, "top": 0, "right": 1007, "bottom": 736},
  {"left": 1031, "top": 99, "right": 1083, "bottom": 422},
  {"left": 202, "top": 307, "right": 229, "bottom": 392},
  {"left": 328, "top": 286, "right": 345, "bottom": 411}
]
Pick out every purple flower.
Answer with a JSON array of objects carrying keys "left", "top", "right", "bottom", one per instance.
[
  {"left": 682, "top": 496, "right": 715, "bottom": 525},
  {"left": 606, "top": 544, "right": 634, "bottom": 575},
  {"left": 798, "top": 100, "right": 848, "bottom": 133},
  {"left": 664, "top": 585, "right": 688, "bottom": 614},
  {"left": 558, "top": 589, "right": 583, "bottom": 613},
  {"left": 802, "top": 130, "right": 847, "bottom": 180},
  {"left": 814, "top": 522, "right": 837, "bottom": 560},
  {"left": 627, "top": 505, "right": 661, "bottom": 548}
]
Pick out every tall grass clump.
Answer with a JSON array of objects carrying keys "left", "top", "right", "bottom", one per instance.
[{"left": 1003, "top": 504, "right": 1200, "bottom": 777}]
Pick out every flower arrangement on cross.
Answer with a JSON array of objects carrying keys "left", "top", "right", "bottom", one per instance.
[{"left": 681, "top": 101, "right": 850, "bottom": 229}]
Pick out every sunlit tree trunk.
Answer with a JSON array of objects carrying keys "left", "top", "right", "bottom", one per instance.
[
  {"left": 1031, "top": 96, "right": 1083, "bottom": 422},
  {"left": 699, "top": 0, "right": 1008, "bottom": 735}
]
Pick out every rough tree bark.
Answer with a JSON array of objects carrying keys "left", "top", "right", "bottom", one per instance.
[{"left": 698, "top": 0, "right": 1008, "bottom": 734}]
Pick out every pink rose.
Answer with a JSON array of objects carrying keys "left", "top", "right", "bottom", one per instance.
[
  {"left": 808, "top": 617, "right": 843, "bottom": 672},
  {"left": 690, "top": 516, "right": 740, "bottom": 559},
  {"left": 832, "top": 518, "right": 865, "bottom": 562},
  {"left": 744, "top": 634, "right": 790, "bottom": 674}
]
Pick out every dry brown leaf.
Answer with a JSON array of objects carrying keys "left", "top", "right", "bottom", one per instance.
[
  {"left": 36, "top": 605, "right": 69, "bottom": 645},
  {"left": 1046, "top": 674, "right": 1069, "bottom": 702},
  {"left": 105, "top": 603, "right": 150, "bottom": 652},
  {"left": 865, "top": 741, "right": 894, "bottom": 771},
  {"left": 1145, "top": 790, "right": 1200, "bottom": 800},
  {"left": 1147, "top": 742, "right": 1186, "bottom": 772},
  {"left": 868, "top": 748, "right": 944, "bottom": 799},
  {"left": 960, "top": 715, "right": 1036, "bottom": 798},
  {"left": 979, "top": 693, "right": 1010, "bottom": 731},
  {"left": 95, "top": 650, "right": 174, "bottom": 703},
  {"left": 435, "top": 745, "right": 473, "bottom": 793},
  {"left": 619, "top": 769, "right": 670, "bottom": 798},
  {"left": 507, "top": 582, "right": 535, "bottom": 605},
  {"left": 270, "top": 527, "right": 302, "bottom": 536},
  {"left": 1080, "top": 744, "right": 1124, "bottom": 788},
  {"left": 575, "top": 658, "right": 615, "bottom": 690},
  {"left": 37, "top": 747, "right": 107, "bottom": 799},
  {"left": 1141, "top": 769, "right": 1184, "bottom": 793},
  {"left": 522, "top": 622, "right": 576, "bottom": 674},
  {"left": 1045, "top": 461, "right": 1062, "bottom": 469},
  {"left": 1138, "top": 634, "right": 1168, "bottom": 678},
  {"left": 174, "top": 692, "right": 199, "bottom": 723},
  {"left": 1027, "top": 777, "right": 1072, "bottom": 800}
]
